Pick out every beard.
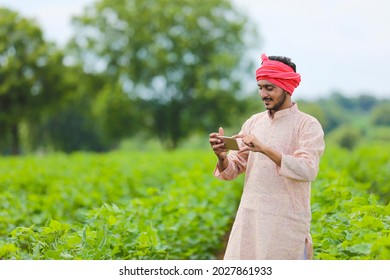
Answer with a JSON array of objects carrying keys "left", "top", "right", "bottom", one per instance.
[{"left": 262, "top": 91, "right": 288, "bottom": 111}]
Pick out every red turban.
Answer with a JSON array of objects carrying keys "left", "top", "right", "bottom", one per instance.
[{"left": 255, "top": 53, "right": 301, "bottom": 95}]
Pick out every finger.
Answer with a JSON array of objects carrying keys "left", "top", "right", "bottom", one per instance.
[
  {"left": 209, "top": 138, "right": 222, "bottom": 144},
  {"left": 244, "top": 137, "right": 253, "bottom": 145},
  {"left": 245, "top": 141, "right": 255, "bottom": 148},
  {"left": 238, "top": 146, "right": 251, "bottom": 153},
  {"left": 233, "top": 134, "right": 246, "bottom": 139},
  {"left": 213, "top": 143, "right": 226, "bottom": 150},
  {"left": 218, "top": 127, "right": 224, "bottom": 136}
]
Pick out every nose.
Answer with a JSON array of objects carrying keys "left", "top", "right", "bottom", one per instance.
[{"left": 259, "top": 88, "right": 268, "bottom": 98}]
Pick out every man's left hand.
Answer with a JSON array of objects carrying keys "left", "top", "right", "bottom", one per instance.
[{"left": 234, "top": 134, "right": 263, "bottom": 153}]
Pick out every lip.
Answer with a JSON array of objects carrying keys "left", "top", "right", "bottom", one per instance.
[{"left": 263, "top": 98, "right": 272, "bottom": 105}]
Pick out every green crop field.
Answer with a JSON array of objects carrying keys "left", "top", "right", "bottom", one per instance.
[
  {"left": 1, "top": 145, "right": 389, "bottom": 260},
  {"left": 311, "top": 145, "right": 390, "bottom": 259},
  {"left": 0, "top": 150, "right": 243, "bottom": 260}
]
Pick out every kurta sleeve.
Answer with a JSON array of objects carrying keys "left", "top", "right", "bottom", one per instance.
[
  {"left": 278, "top": 118, "right": 325, "bottom": 182},
  {"left": 213, "top": 150, "right": 248, "bottom": 180}
]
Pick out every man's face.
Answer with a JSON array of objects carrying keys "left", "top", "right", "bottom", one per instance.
[{"left": 257, "top": 80, "right": 288, "bottom": 111}]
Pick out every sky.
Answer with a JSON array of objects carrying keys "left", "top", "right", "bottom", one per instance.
[{"left": 1, "top": 0, "right": 390, "bottom": 100}]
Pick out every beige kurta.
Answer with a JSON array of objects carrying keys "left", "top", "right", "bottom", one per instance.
[{"left": 214, "top": 103, "right": 325, "bottom": 260}]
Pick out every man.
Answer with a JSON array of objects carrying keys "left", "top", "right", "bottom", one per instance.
[{"left": 209, "top": 54, "right": 325, "bottom": 260}]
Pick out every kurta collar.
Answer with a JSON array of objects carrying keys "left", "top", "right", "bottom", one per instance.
[{"left": 267, "top": 103, "right": 298, "bottom": 120}]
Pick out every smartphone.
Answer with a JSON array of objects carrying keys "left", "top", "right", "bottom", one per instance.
[{"left": 219, "top": 136, "right": 239, "bottom": 150}]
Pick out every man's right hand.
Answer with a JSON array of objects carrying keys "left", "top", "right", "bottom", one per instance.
[{"left": 209, "top": 127, "right": 229, "bottom": 171}]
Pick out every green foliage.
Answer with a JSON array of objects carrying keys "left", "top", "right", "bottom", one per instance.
[
  {"left": 0, "top": 150, "right": 242, "bottom": 259},
  {"left": 1, "top": 4, "right": 389, "bottom": 155},
  {"left": 312, "top": 145, "right": 390, "bottom": 259},
  {"left": 0, "top": 8, "right": 67, "bottom": 154},
  {"left": 92, "top": 84, "right": 140, "bottom": 146},
  {"left": 326, "top": 125, "right": 363, "bottom": 150},
  {"left": 345, "top": 146, "right": 390, "bottom": 205},
  {"left": 356, "top": 94, "right": 379, "bottom": 111},
  {"left": 307, "top": 92, "right": 384, "bottom": 136},
  {"left": 371, "top": 102, "right": 390, "bottom": 126},
  {"left": 69, "top": 0, "right": 259, "bottom": 148},
  {"left": 35, "top": 68, "right": 102, "bottom": 152},
  {"left": 365, "top": 126, "right": 390, "bottom": 143},
  {"left": 1, "top": 144, "right": 389, "bottom": 260}
]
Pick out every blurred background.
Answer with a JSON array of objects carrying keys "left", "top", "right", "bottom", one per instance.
[{"left": 0, "top": 0, "right": 389, "bottom": 155}]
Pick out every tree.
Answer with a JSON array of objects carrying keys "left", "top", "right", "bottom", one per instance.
[
  {"left": 0, "top": 8, "right": 67, "bottom": 154},
  {"left": 92, "top": 83, "right": 142, "bottom": 147},
  {"left": 69, "top": 0, "right": 258, "bottom": 149},
  {"left": 356, "top": 94, "right": 378, "bottom": 111},
  {"left": 329, "top": 91, "right": 356, "bottom": 111},
  {"left": 371, "top": 102, "right": 390, "bottom": 126},
  {"left": 38, "top": 68, "right": 108, "bottom": 153},
  {"left": 327, "top": 125, "right": 363, "bottom": 150}
]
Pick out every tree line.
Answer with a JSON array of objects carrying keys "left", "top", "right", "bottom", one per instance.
[
  {"left": 0, "top": 0, "right": 258, "bottom": 154},
  {"left": 1, "top": 1, "right": 389, "bottom": 155}
]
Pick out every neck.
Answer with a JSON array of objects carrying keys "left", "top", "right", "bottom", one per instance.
[{"left": 268, "top": 96, "right": 293, "bottom": 118}]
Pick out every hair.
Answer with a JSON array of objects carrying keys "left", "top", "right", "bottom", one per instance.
[{"left": 268, "top": 56, "right": 297, "bottom": 72}]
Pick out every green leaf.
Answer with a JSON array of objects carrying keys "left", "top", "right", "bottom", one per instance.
[{"left": 346, "top": 243, "right": 372, "bottom": 255}]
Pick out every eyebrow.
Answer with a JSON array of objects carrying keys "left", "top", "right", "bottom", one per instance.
[{"left": 257, "top": 83, "right": 275, "bottom": 87}]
